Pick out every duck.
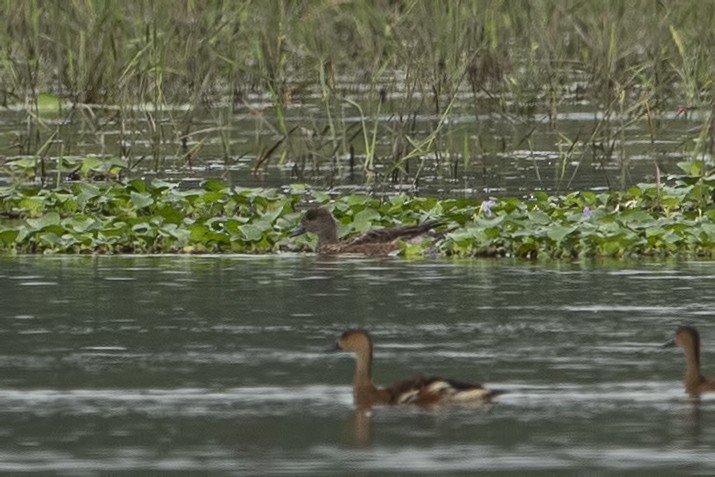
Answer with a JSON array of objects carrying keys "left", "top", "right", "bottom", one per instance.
[
  {"left": 332, "top": 329, "right": 505, "bottom": 409},
  {"left": 665, "top": 325, "right": 715, "bottom": 397},
  {"left": 290, "top": 207, "right": 442, "bottom": 255}
]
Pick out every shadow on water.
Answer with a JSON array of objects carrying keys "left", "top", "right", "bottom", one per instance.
[{"left": 1, "top": 255, "right": 715, "bottom": 474}]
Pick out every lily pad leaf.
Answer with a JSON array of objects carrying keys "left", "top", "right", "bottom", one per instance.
[
  {"left": 189, "top": 224, "right": 208, "bottom": 241},
  {"left": 75, "top": 183, "right": 101, "bottom": 208},
  {"left": 547, "top": 225, "right": 576, "bottom": 242},
  {"left": 240, "top": 224, "right": 264, "bottom": 242},
  {"left": 352, "top": 208, "right": 381, "bottom": 232},
  {"left": 36, "top": 93, "right": 62, "bottom": 114},
  {"left": 130, "top": 192, "right": 154, "bottom": 209},
  {"left": 63, "top": 216, "right": 98, "bottom": 233},
  {"left": 203, "top": 179, "right": 228, "bottom": 192},
  {"left": 19, "top": 196, "right": 45, "bottom": 215},
  {"left": 26, "top": 212, "right": 61, "bottom": 230},
  {"left": 157, "top": 205, "right": 184, "bottom": 224},
  {"left": 80, "top": 157, "right": 105, "bottom": 175},
  {"left": 0, "top": 229, "right": 19, "bottom": 245}
]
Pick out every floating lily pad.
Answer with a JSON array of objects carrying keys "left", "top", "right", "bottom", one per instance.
[{"left": 36, "top": 93, "right": 62, "bottom": 114}]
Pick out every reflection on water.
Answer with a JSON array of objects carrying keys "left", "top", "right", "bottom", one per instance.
[
  {"left": 1, "top": 256, "right": 715, "bottom": 474},
  {"left": 345, "top": 409, "right": 373, "bottom": 449}
]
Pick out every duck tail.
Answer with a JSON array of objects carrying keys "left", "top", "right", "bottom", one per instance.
[
  {"left": 399, "top": 219, "right": 444, "bottom": 238},
  {"left": 486, "top": 389, "right": 509, "bottom": 400}
]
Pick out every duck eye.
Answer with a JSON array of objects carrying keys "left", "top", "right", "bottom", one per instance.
[{"left": 305, "top": 209, "right": 318, "bottom": 220}]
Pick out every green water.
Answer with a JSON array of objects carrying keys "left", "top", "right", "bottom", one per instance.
[{"left": 1, "top": 256, "right": 714, "bottom": 475}]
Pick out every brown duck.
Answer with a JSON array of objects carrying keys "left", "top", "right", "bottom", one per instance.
[
  {"left": 333, "top": 329, "right": 505, "bottom": 409},
  {"left": 665, "top": 325, "right": 715, "bottom": 397},
  {"left": 291, "top": 207, "right": 442, "bottom": 255}
]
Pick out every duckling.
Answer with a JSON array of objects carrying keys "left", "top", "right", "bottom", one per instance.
[
  {"left": 333, "top": 329, "right": 505, "bottom": 409},
  {"left": 291, "top": 207, "right": 442, "bottom": 255},
  {"left": 665, "top": 325, "right": 715, "bottom": 397}
]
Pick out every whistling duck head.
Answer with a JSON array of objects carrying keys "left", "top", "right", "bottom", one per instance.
[{"left": 335, "top": 329, "right": 373, "bottom": 355}]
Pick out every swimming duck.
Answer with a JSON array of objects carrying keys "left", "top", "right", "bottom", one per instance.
[
  {"left": 291, "top": 207, "right": 442, "bottom": 255},
  {"left": 665, "top": 325, "right": 715, "bottom": 397},
  {"left": 333, "top": 329, "right": 505, "bottom": 409}
]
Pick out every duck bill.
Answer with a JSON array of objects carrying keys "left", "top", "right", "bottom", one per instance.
[
  {"left": 290, "top": 224, "right": 307, "bottom": 237},
  {"left": 662, "top": 338, "right": 676, "bottom": 348},
  {"left": 326, "top": 341, "right": 343, "bottom": 353}
]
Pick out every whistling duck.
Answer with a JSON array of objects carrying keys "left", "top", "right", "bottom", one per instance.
[
  {"left": 665, "top": 325, "right": 715, "bottom": 397},
  {"left": 333, "top": 329, "right": 505, "bottom": 409},
  {"left": 291, "top": 207, "right": 442, "bottom": 255}
]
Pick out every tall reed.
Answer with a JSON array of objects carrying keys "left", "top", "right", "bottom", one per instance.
[{"left": 0, "top": 0, "right": 713, "bottom": 189}]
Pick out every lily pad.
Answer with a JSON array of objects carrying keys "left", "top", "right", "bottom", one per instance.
[
  {"left": 26, "top": 212, "right": 61, "bottom": 230},
  {"left": 130, "top": 192, "right": 154, "bottom": 209}
]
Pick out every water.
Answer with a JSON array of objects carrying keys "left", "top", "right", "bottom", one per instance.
[
  {"left": 1, "top": 255, "right": 715, "bottom": 475},
  {"left": 0, "top": 95, "right": 706, "bottom": 197}
]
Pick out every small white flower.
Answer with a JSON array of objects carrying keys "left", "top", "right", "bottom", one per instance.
[{"left": 480, "top": 200, "right": 496, "bottom": 217}]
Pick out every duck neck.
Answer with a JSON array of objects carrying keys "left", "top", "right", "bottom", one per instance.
[
  {"left": 353, "top": 347, "right": 377, "bottom": 407},
  {"left": 318, "top": 228, "right": 339, "bottom": 246},
  {"left": 683, "top": 345, "right": 705, "bottom": 390}
]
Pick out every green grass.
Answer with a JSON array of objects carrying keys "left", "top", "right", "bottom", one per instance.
[{"left": 1, "top": 1, "right": 714, "bottom": 188}]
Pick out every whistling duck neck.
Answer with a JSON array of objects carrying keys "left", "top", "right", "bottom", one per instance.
[
  {"left": 353, "top": 346, "right": 374, "bottom": 388},
  {"left": 683, "top": 343, "right": 705, "bottom": 388},
  {"left": 351, "top": 345, "right": 380, "bottom": 409}
]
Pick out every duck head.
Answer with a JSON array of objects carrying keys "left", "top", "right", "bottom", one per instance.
[
  {"left": 670, "top": 325, "right": 701, "bottom": 357},
  {"left": 290, "top": 208, "right": 338, "bottom": 240},
  {"left": 335, "top": 329, "right": 373, "bottom": 355}
]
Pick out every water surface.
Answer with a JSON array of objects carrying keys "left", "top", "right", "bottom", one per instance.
[
  {"left": 1, "top": 256, "right": 714, "bottom": 475},
  {"left": 0, "top": 96, "right": 704, "bottom": 197}
]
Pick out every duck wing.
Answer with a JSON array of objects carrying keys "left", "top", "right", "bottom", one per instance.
[
  {"left": 698, "top": 378, "right": 715, "bottom": 394},
  {"left": 348, "top": 220, "right": 442, "bottom": 246},
  {"left": 383, "top": 375, "right": 435, "bottom": 404},
  {"left": 385, "top": 375, "right": 502, "bottom": 406}
]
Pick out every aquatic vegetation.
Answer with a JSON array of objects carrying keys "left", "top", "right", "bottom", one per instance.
[
  {"left": 0, "top": 179, "right": 299, "bottom": 254},
  {"left": 0, "top": 171, "right": 712, "bottom": 258}
]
